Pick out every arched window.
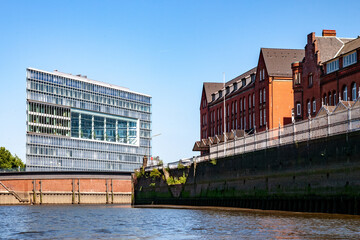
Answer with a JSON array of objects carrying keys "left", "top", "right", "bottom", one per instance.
[
  {"left": 328, "top": 92, "right": 332, "bottom": 106},
  {"left": 324, "top": 95, "right": 327, "bottom": 105},
  {"left": 312, "top": 99, "right": 316, "bottom": 113},
  {"left": 333, "top": 91, "right": 337, "bottom": 105},
  {"left": 343, "top": 86, "right": 348, "bottom": 101},
  {"left": 263, "top": 88, "right": 266, "bottom": 102},
  {"left": 352, "top": 82, "right": 357, "bottom": 101}
]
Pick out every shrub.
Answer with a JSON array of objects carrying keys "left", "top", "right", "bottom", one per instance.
[
  {"left": 150, "top": 168, "right": 162, "bottom": 179},
  {"left": 177, "top": 163, "right": 185, "bottom": 169}
]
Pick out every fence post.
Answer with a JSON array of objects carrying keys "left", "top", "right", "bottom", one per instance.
[
  {"left": 293, "top": 122, "right": 296, "bottom": 143},
  {"left": 348, "top": 107, "right": 352, "bottom": 132}
]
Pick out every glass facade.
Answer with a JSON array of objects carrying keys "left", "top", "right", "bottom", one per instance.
[{"left": 26, "top": 68, "right": 151, "bottom": 172}]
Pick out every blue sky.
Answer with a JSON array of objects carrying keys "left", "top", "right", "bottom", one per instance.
[{"left": 1, "top": 0, "right": 360, "bottom": 164}]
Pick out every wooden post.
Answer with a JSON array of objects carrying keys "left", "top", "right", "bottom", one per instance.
[
  {"left": 111, "top": 179, "right": 114, "bottom": 204},
  {"left": 77, "top": 179, "right": 81, "bottom": 204},
  {"left": 32, "top": 180, "right": 36, "bottom": 204},
  {"left": 39, "top": 180, "right": 42, "bottom": 205}
]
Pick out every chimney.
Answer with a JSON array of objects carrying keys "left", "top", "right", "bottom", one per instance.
[{"left": 322, "top": 30, "right": 336, "bottom": 37}]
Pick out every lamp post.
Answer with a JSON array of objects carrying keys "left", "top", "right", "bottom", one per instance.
[{"left": 148, "top": 133, "right": 161, "bottom": 166}]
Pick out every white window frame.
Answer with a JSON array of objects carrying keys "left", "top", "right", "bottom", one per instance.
[
  {"left": 327, "top": 59, "right": 339, "bottom": 74},
  {"left": 343, "top": 51, "right": 357, "bottom": 67},
  {"left": 296, "top": 103, "right": 301, "bottom": 116}
]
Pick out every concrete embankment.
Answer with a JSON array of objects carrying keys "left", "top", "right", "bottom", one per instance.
[
  {"left": 0, "top": 171, "right": 132, "bottom": 205},
  {"left": 134, "top": 130, "right": 360, "bottom": 215}
]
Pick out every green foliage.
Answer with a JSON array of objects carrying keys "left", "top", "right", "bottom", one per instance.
[
  {"left": 166, "top": 172, "right": 187, "bottom": 185},
  {"left": 0, "top": 147, "right": 25, "bottom": 169},
  {"left": 210, "top": 158, "right": 217, "bottom": 165},
  {"left": 150, "top": 168, "right": 162, "bottom": 179},
  {"left": 177, "top": 163, "right": 185, "bottom": 169},
  {"left": 149, "top": 183, "right": 156, "bottom": 187},
  {"left": 165, "top": 167, "right": 170, "bottom": 172},
  {"left": 135, "top": 167, "right": 146, "bottom": 178}
]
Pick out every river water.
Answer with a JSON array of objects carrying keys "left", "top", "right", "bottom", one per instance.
[{"left": 1, "top": 205, "right": 360, "bottom": 239}]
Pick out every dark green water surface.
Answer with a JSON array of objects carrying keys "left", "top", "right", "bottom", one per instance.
[{"left": 1, "top": 205, "right": 360, "bottom": 239}]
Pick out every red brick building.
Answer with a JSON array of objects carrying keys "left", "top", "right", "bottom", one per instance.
[
  {"left": 292, "top": 30, "right": 358, "bottom": 120},
  {"left": 198, "top": 48, "right": 304, "bottom": 154}
]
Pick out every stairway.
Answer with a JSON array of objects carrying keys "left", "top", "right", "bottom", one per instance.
[{"left": 0, "top": 181, "right": 29, "bottom": 203}]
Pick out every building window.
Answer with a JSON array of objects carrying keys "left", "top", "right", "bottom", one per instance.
[
  {"left": 260, "top": 110, "right": 262, "bottom": 126},
  {"left": 219, "top": 90, "right": 223, "bottom": 98},
  {"left": 212, "top": 94, "right": 215, "bottom": 102},
  {"left": 296, "top": 103, "right": 301, "bottom": 116},
  {"left": 294, "top": 72, "right": 301, "bottom": 84},
  {"left": 263, "top": 88, "right": 266, "bottom": 103},
  {"left": 244, "top": 98, "right": 246, "bottom": 111},
  {"left": 235, "top": 101, "right": 237, "bottom": 114},
  {"left": 324, "top": 95, "right": 327, "bottom": 105},
  {"left": 343, "top": 51, "right": 357, "bottom": 67},
  {"left": 252, "top": 113, "right": 255, "bottom": 128},
  {"left": 260, "top": 90, "right": 262, "bottom": 104},
  {"left": 308, "top": 74, "right": 313, "bottom": 87},
  {"left": 343, "top": 86, "right": 348, "bottom": 101},
  {"left": 262, "top": 69, "right": 265, "bottom": 80},
  {"left": 326, "top": 59, "right": 339, "bottom": 74},
  {"left": 226, "top": 86, "right": 230, "bottom": 95},
  {"left": 242, "top": 79, "right": 246, "bottom": 87},
  {"left": 333, "top": 92, "right": 337, "bottom": 105},
  {"left": 260, "top": 70, "right": 262, "bottom": 81},
  {"left": 244, "top": 116, "right": 246, "bottom": 130},
  {"left": 240, "top": 99, "right": 242, "bottom": 111},
  {"left": 352, "top": 83, "right": 357, "bottom": 101},
  {"left": 313, "top": 99, "right": 316, "bottom": 113},
  {"left": 248, "top": 95, "right": 251, "bottom": 109},
  {"left": 263, "top": 109, "right": 266, "bottom": 126},
  {"left": 252, "top": 94, "right": 255, "bottom": 107},
  {"left": 329, "top": 94, "right": 332, "bottom": 106},
  {"left": 307, "top": 100, "right": 311, "bottom": 116},
  {"left": 249, "top": 114, "right": 252, "bottom": 129},
  {"left": 233, "top": 83, "right": 238, "bottom": 91}
]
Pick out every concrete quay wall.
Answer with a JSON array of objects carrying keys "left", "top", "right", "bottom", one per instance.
[
  {"left": 134, "top": 130, "right": 360, "bottom": 215},
  {"left": 0, "top": 172, "right": 132, "bottom": 205}
]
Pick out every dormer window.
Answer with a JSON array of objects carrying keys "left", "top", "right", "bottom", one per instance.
[
  {"left": 212, "top": 93, "right": 215, "bottom": 101},
  {"left": 219, "top": 90, "right": 223, "bottom": 98},
  {"left": 242, "top": 78, "right": 246, "bottom": 87},
  {"left": 343, "top": 51, "right": 357, "bottom": 67},
  {"left": 233, "top": 82, "right": 238, "bottom": 91},
  {"left": 326, "top": 59, "right": 339, "bottom": 74},
  {"left": 251, "top": 74, "right": 256, "bottom": 82},
  {"left": 226, "top": 86, "right": 230, "bottom": 95}
]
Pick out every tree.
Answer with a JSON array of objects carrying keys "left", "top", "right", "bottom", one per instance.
[{"left": 0, "top": 147, "right": 25, "bottom": 169}]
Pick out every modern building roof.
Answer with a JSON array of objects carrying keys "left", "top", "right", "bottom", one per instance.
[
  {"left": 261, "top": 48, "right": 305, "bottom": 77},
  {"left": 27, "top": 67, "right": 151, "bottom": 98}
]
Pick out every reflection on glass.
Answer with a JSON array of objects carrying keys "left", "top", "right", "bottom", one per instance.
[
  {"left": 71, "top": 112, "right": 79, "bottom": 137},
  {"left": 94, "top": 116, "right": 104, "bottom": 140},
  {"left": 81, "top": 114, "right": 92, "bottom": 139},
  {"left": 106, "top": 118, "right": 116, "bottom": 142},
  {"left": 118, "top": 121, "right": 127, "bottom": 143}
]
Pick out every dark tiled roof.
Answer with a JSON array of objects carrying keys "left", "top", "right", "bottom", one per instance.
[
  {"left": 226, "top": 67, "right": 257, "bottom": 87},
  {"left": 315, "top": 37, "right": 351, "bottom": 63},
  {"left": 203, "top": 82, "right": 223, "bottom": 103},
  {"left": 336, "top": 37, "right": 360, "bottom": 57},
  {"left": 262, "top": 48, "right": 304, "bottom": 77}
]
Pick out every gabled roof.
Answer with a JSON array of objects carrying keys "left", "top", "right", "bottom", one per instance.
[
  {"left": 336, "top": 37, "right": 360, "bottom": 57},
  {"left": 316, "top": 105, "right": 336, "bottom": 117},
  {"left": 333, "top": 100, "right": 355, "bottom": 112},
  {"left": 203, "top": 82, "right": 223, "bottom": 103},
  {"left": 315, "top": 37, "right": 353, "bottom": 63},
  {"left": 261, "top": 48, "right": 305, "bottom": 77}
]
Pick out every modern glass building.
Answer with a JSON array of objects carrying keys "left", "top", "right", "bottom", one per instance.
[{"left": 26, "top": 68, "right": 151, "bottom": 171}]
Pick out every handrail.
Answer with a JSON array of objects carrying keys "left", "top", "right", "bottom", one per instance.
[{"left": 0, "top": 181, "right": 29, "bottom": 203}]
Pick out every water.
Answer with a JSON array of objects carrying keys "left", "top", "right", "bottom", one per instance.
[{"left": 1, "top": 205, "right": 360, "bottom": 239}]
